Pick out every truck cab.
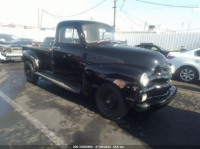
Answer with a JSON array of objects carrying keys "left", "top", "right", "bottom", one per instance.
[{"left": 22, "top": 20, "right": 177, "bottom": 120}]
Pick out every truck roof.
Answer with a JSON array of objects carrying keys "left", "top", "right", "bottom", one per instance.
[{"left": 57, "top": 20, "right": 113, "bottom": 28}]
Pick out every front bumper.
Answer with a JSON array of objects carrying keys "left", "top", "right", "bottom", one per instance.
[{"left": 135, "top": 85, "right": 177, "bottom": 112}]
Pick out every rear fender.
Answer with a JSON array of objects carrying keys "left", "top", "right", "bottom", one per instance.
[{"left": 23, "top": 50, "right": 39, "bottom": 70}]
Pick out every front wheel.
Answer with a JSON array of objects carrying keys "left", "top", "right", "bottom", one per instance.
[
  {"left": 95, "top": 83, "right": 129, "bottom": 120},
  {"left": 24, "top": 61, "right": 38, "bottom": 84},
  {"left": 178, "top": 66, "right": 198, "bottom": 83}
]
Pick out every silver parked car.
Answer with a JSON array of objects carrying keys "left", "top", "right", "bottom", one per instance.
[
  {"left": 0, "top": 33, "right": 23, "bottom": 61},
  {"left": 167, "top": 48, "right": 200, "bottom": 83}
]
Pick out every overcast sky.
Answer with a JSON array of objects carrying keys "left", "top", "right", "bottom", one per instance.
[{"left": 0, "top": 0, "right": 199, "bottom": 31}]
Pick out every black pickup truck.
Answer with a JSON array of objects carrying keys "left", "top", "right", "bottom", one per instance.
[{"left": 22, "top": 20, "right": 177, "bottom": 120}]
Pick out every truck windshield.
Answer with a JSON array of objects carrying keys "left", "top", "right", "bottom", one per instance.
[{"left": 82, "top": 24, "right": 115, "bottom": 44}]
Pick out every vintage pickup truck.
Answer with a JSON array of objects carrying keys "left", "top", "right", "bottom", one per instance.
[{"left": 22, "top": 20, "right": 177, "bottom": 120}]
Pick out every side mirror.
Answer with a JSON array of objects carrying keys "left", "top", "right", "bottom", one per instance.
[{"left": 0, "top": 39, "right": 6, "bottom": 44}]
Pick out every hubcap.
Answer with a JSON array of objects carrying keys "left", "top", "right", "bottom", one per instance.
[
  {"left": 180, "top": 68, "right": 195, "bottom": 81},
  {"left": 103, "top": 93, "right": 118, "bottom": 113}
]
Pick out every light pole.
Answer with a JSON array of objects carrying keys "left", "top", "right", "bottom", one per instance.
[{"left": 113, "top": 0, "right": 117, "bottom": 28}]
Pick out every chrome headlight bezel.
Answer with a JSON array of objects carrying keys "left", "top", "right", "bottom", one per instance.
[{"left": 140, "top": 73, "right": 149, "bottom": 87}]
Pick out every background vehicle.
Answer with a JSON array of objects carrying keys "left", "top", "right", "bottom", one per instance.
[
  {"left": 0, "top": 33, "right": 40, "bottom": 46},
  {"left": 22, "top": 20, "right": 176, "bottom": 120},
  {"left": 0, "top": 34, "right": 23, "bottom": 61},
  {"left": 0, "top": 45, "right": 23, "bottom": 61},
  {"left": 39, "top": 37, "right": 54, "bottom": 50},
  {"left": 136, "top": 43, "right": 169, "bottom": 57},
  {"left": 5, "top": 38, "right": 39, "bottom": 47},
  {"left": 0, "top": 33, "right": 40, "bottom": 61},
  {"left": 167, "top": 48, "right": 200, "bottom": 83},
  {"left": 19, "top": 38, "right": 41, "bottom": 47},
  {"left": 0, "top": 33, "right": 19, "bottom": 45},
  {"left": 28, "top": 39, "right": 41, "bottom": 47}
]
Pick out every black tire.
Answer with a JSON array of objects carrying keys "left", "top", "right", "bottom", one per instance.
[
  {"left": 24, "top": 61, "right": 38, "bottom": 84},
  {"left": 95, "top": 83, "right": 129, "bottom": 120},
  {"left": 177, "top": 66, "right": 199, "bottom": 83}
]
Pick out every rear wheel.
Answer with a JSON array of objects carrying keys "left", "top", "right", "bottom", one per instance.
[
  {"left": 95, "top": 83, "right": 129, "bottom": 120},
  {"left": 24, "top": 61, "right": 38, "bottom": 84},
  {"left": 178, "top": 66, "right": 198, "bottom": 83}
]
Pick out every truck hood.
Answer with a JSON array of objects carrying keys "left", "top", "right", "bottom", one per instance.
[{"left": 87, "top": 44, "right": 169, "bottom": 73}]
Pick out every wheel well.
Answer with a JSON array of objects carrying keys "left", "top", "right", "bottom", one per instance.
[
  {"left": 87, "top": 80, "right": 121, "bottom": 97},
  {"left": 24, "top": 60, "right": 33, "bottom": 70},
  {"left": 177, "top": 65, "right": 199, "bottom": 77},
  {"left": 99, "top": 80, "right": 121, "bottom": 90},
  {"left": 25, "top": 59, "right": 38, "bottom": 70},
  {"left": 24, "top": 60, "right": 33, "bottom": 67}
]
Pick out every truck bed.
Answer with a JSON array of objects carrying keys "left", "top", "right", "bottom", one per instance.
[{"left": 22, "top": 46, "right": 52, "bottom": 71}]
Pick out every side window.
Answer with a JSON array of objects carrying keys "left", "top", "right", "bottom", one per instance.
[
  {"left": 151, "top": 46, "right": 158, "bottom": 51},
  {"left": 143, "top": 45, "right": 150, "bottom": 49},
  {"left": 59, "top": 27, "right": 80, "bottom": 44},
  {"left": 195, "top": 50, "right": 200, "bottom": 57},
  {"left": 139, "top": 45, "right": 144, "bottom": 48},
  {"left": 99, "top": 28, "right": 112, "bottom": 40}
]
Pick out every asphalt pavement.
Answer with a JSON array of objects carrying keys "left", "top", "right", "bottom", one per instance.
[{"left": 0, "top": 62, "right": 200, "bottom": 148}]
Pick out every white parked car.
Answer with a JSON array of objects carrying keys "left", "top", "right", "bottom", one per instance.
[
  {"left": 0, "top": 45, "right": 23, "bottom": 61},
  {"left": 167, "top": 48, "right": 200, "bottom": 83}
]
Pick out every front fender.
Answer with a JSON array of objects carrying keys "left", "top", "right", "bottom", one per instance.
[
  {"left": 23, "top": 50, "right": 39, "bottom": 70},
  {"left": 83, "top": 64, "right": 145, "bottom": 95}
]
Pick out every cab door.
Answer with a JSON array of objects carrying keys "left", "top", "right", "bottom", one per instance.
[{"left": 52, "top": 26, "right": 84, "bottom": 83}]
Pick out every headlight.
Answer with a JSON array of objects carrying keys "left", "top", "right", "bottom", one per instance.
[{"left": 140, "top": 73, "right": 149, "bottom": 87}]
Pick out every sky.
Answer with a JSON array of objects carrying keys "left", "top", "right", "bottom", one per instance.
[{"left": 0, "top": 0, "right": 199, "bottom": 31}]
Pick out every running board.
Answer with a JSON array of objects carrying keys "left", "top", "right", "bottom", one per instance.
[{"left": 35, "top": 72, "right": 81, "bottom": 94}]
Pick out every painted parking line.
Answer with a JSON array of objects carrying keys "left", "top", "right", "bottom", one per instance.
[{"left": 0, "top": 91, "right": 67, "bottom": 145}]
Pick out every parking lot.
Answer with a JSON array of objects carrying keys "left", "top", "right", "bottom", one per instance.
[{"left": 0, "top": 62, "right": 200, "bottom": 147}]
